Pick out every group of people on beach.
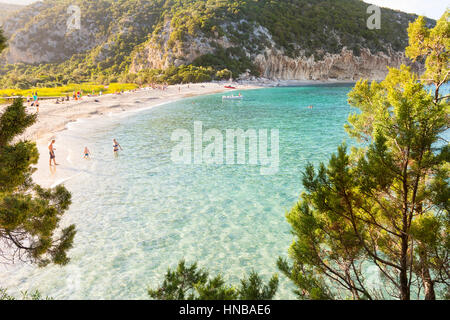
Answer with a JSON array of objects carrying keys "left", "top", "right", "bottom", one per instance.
[
  {"left": 48, "top": 138, "right": 123, "bottom": 166},
  {"left": 55, "top": 95, "right": 70, "bottom": 104},
  {"left": 25, "top": 83, "right": 187, "bottom": 112},
  {"left": 149, "top": 82, "right": 169, "bottom": 91}
]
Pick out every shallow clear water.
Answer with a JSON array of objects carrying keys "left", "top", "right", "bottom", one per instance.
[{"left": 1, "top": 85, "right": 364, "bottom": 299}]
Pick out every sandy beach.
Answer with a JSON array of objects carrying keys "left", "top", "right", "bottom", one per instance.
[
  {"left": 3, "top": 79, "right": 351, "bottom": 144},
  {"left": 1, "top": 82, "right": 261, "bottom": 187},
  {"left": 13, "top": 82, "right": 261, "bottom": 142},
  {"left": 1, "top": 79, "right": 349, "bottom": 188}
]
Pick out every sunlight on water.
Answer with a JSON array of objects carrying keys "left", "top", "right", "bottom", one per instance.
[{"left": 2, "top": 85, "right": 362, "bottom": 299}]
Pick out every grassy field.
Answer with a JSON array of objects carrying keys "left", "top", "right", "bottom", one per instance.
[{"left": 0, "top": 83, "right": 139, "bottom": 100}]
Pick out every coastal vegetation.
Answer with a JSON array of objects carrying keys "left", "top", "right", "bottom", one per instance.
[
  {"left": 0, "top": 97, "right": 76, "bottom": 266},
  {"left": 124, "top": 65, "right": 229, "bottom": 86},
  {"left": 0, "top": 0, "right": 433, "bottom": 89},
  {"left": 0, "top": 83, "right": 138, "bottom": 99},
  {"left": 149, "top": 260, "right": 279, "bottom": 300},
  {"left": 279, "top": 13, "right": 449, "bottom": 300},
  {"left": 0, "top": 288, "right": 52, "bottom": 300},
  {"left": 143, "top": 12, "right": 449, "bottom": 301},
  {"left": 0, "top": 32, "right": 76, "bottom": 297}
]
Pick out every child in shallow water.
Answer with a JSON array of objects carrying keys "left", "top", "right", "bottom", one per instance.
[{"left": 83, "top": 147, "right": 91, "bottom": 159}]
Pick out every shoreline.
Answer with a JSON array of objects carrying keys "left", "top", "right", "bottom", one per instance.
[
  {"left": 2, "top": 79, "right": 354, "bottom": 188},
  {"left": 24, "top": 82, "right": 261, "bottom": 188},
  {"left": 6, "top": 79, "right": 355, "bottom": 144},
  {"left": 15, "top": 82, "right": 260, "bottom": 143}
]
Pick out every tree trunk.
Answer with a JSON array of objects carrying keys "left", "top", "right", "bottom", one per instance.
[
  {"left": 400, "top": 235, "right": 410, "bottom": 300},
  {"left": 419, "top": 251, "right": 436, "bottom": 300},
  {"left": 423, "top": 275, "right": 435, "bottom": 300}
]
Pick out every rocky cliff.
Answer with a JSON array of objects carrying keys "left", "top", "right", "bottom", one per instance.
[
  {"left": 253, "top": 47, "right": 416, "bottom": 81},
  {"left": 1, "top": 1, "right": 108, "bottom": 64},
  {"left": 129, "top": 20, "right": 419, "bottom": 81}
]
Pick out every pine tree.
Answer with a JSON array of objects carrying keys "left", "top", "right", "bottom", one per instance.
[
  {"left": 0, "top": 32, "right": 76, "bottom": 266},
  {"left": 148, "top": 260, "right": 279, "bottom": 300},
  {"left": 0, "top": 98, "right": 76, "bottom": 266},
  {"left": 278, "top": 12, "right": 449, "bottom": 300},
  {"left": 0, "top": 28, "right": 74, "bottom": 300},
  {"left": 0, "top": 29, "right": 6, "bottom": 53}
]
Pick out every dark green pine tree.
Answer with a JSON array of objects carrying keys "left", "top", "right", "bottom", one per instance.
[
  {"left": 0, "top": 97, "right": 76, "bottom": 266},
  {"left": 148, "top": 260, "right": 279, "bottom": 300},
  {"left": 0, "top": 32, "right": 75, "bottom": 267},
  {"left": 0, "top": 29, "right": 74, "bottom": 299},
  {"left": 0, "top": 29, "right": 6, "bottom": 53},
  {"left": 278, "top": 12, "right": 449, "bottom": 300}
]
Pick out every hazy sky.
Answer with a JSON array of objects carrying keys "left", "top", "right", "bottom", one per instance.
[
  {"left": 364, "top": 0, "right": 449, "bottom": 20},
  {"left": 1, "top": 0, "right": 448, "bottom": 20},
  {"left": 1, "top": 0, "right": 36, "bottom": 5}
]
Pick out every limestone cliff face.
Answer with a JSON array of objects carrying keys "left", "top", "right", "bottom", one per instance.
[
  {"left": 1, "top": 2, "right": 106, "bottom": 64},
  {"left": 130, "top": 21, "right": 418, "bottom": 81},
  {"left": 0, "top": 1, "right": 152, "bottom": 65},
  {"left": 130, "top": 21, "right": 235, "bottom": 73},
  {"left": 254, "top": 47, "right": 416, "bottom": 81}
]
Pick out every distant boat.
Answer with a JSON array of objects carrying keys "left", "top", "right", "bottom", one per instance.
[
  {"left": 224, "top": 85, "right": 236, "bottom": 89},
  {"left": 222, "top": 94, "right": 243, "bottom": 100}
]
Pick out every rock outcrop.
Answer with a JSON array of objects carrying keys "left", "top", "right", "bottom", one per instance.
[
  {"left": 130, "top": 21, "right": 419, "bottom": 81},
  {"left": 1, "top": 2, "right": 107, "bottom": 64},
  {"left": 254, "top": 47, "right": 417, "bottom": 81}
]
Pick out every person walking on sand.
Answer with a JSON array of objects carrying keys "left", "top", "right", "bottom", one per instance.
[
  {"left": 113, "top": 139, "right": 123, "bottom": 156},
  {"left": 48, "top": 140, "right": 58, "bottom": 166},
  {"left": 83, "top": 146, "right": 91, "bottom": 160},
  {"left": 32, "top": 92, "right": 38, "bottom": 109}
]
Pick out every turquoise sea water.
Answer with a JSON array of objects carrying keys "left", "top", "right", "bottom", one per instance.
[{"left": 0, "top": 85, "right": 403, "bottom": 299}]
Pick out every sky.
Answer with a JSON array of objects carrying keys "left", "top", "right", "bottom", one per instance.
[
  {"left": 364, "top": 0, "right": 449, "bottom": 20},
  {"left": 0, "top": 0, "right": 448, "bottom": 20},
  {"left": 1, "top": 0, "right": 35, "bottom": 5}
]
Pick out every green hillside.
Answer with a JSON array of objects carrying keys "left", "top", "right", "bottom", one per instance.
[{"left": 0, "top": 0, "right": 436, "bottom": 89}]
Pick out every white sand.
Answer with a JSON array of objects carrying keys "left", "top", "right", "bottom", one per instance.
[
  {"left": 15, "top": 82, "right": 260, "bottom": 142},
  {"left": 3, "top": 82, "right": 260, "bottom": 187},
  {"left": 2, "top": 79, "right": 349, "bottom": 187}
]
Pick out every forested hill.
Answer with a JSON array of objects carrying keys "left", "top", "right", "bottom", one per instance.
[{"left": 0, "top": 0, "right": 437, "bottom": 88}]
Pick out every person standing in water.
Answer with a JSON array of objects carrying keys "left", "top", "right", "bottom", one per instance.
[
  {"left": 83, "top": 146, "right": 91, "bottom": 159},
  {"left": 113, "top": 139, "right": 123, "bottom": 156},
  {"left": 48, "top": 140, "right": 58, "bottom": 166}
]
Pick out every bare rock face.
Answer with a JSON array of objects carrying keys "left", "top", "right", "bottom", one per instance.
[
  {"left": 254, "top": 47, "right": 416, "bottom": 81},
  {"left": 130, "top": 21, "right": 231, "bottom": 73},
  {"left": 1, "top": 2, "right": 107, "bottom": 64},
  {"left": 130, "top": 20, "right": 419, "bottom": 81},
  {"left": 130, "top": 37, "right": 216, "bottom": 72}
]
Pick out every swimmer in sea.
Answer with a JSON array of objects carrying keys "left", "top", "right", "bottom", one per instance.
[
  {"left": 83, "top": 147, "right": 91, "bottom": 159},
  {"left": 113, "top": 139, "right": 123, "bottom": 156}
]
